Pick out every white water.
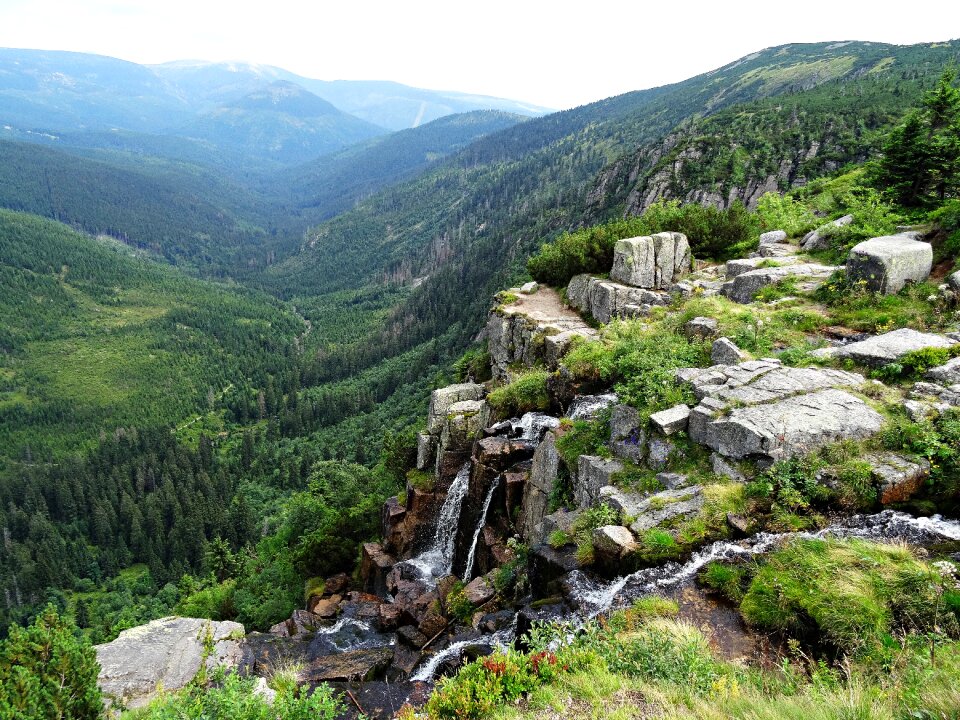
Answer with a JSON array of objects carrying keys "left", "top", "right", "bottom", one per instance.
[
  {"left": 402, "top": 463, "right": 472, "bottom": 584},
  {"left": 411, "top": 620, "right": 517, "bottom": 682},
  {"left": 511, "top": 412, "right": 560, "bottom": 444},
  {"left": 567, "top": 510, "right": 960, "bottom": 617},
  {"left": 464, "top": 477, "right": 501, "bottom": 582}
]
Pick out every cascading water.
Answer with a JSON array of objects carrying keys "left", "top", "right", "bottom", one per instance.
[
  {"left": 463, "top": 477, "right": 501, "bottom": 582},
  {"left": 510, "top": 412, "right": 560, "bottom": 445},
  {"left": 411, "top": 619, "right": 517, "bottom": 682},
  {"left": 402, "top": 463, "right": 471, "bottom": 584},
  {"left": 565, "top": 510, "right": 960, "bottom": 618}
]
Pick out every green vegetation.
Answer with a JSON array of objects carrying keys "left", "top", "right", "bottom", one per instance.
[{"left": 487, "top": 370, "right": 551, "bottom": 417}]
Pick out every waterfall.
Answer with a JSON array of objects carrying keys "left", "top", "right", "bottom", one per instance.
[
  {"left": 411, "top": 618, "right": 517, "bottom": 682},
  {"left": 402, "top": 463, "right": 472, "bottom": 583},
  {"left": 565, "top": 510, "right": 960, "bottom": 618},
  {"left": 464, "top": 477, "right": 501, "bottom": 582}
]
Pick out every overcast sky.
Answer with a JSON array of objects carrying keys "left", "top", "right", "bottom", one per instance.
[{"left": 0, "top": 0, "right": 957, "bottom": 109}]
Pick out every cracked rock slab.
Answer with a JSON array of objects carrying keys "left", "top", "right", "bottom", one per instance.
[
  {"left": 926, "top": 357, "right": 960, "bottom": 386},
  {"left": 721, "top": 263, "right": 838, "bottom": 304},
  {"left": 830, "top": 328, "right": 957, "bottom": 367}
]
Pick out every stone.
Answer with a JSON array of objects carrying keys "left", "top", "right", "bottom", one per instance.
[
  {"left": 610, "top": 232, "right": 691, "bottom": 289},
  {"left": 592, "top": 525, "right": 637, "bottom": 560},
  {"left": 759, "top": 243, "right": 800, "bottom": 258},
  {"left": 397, "top": 625, "right": 430, "bottom": 649},
  {"left": 689, "top": 389, "right": 884, "bottom": 461},
  {"left": 645, "top": 435, "right": 676, "bottom": 471},
  {"left": 683, "top": 316, "right": 719, "bottom": 341},
  {"left": 721, "top": 263, "right": 838, "bottom": 304},
  {"left": 473, "top": 436, "right": 535, "bottom": 468},
  {"left": 725, "top": 256, "right": 800, "bottom": 278},
  {"left": 567, "top": 392, "right": 619, "bottom": 420},
  {"left": 948, "top": 270, "right": 960, "bottom": 293},
  {"left": 867, "top": 453, "right": 931, "bottom": 505},
  {"left": 325, "top": 572, "right": 350, "bottom": 596},
  {"left": 649, "top": 404, "right": 690, "bottom": 436},
  {"left": 304, "top": 648, "right": 394, "bottom": 682},
  {"left": 520, "top": 281, "right": 539, "bottom": 294},
  {"left": 528, "top": 545, "right": 582, "bottom": 599},
  {"left": 908, "top": 381, "right": 960, "bottom": 416},
  {"left": 712, "top": 453, "right": 747, "bottom": 482},
  {"left": 270, "top": 609, "right": 323, "bottom": 638},
  {"left": 801, "top": 214, "right": 853, "bottom": 251},
  {"left": 927, "top": 357, "right": 960, "bottom": 385},
  {"left": 378, "top": 603, "right": 403, "bottom": 631},
  {"left": 462, "top": 576, "right": 495, "bottom": 606},
  {"left": 519, "top": 431, "right": 559, "bottom": 543},
  {"left": 539, "top": 508, "right": 580, "bottom": 541},
  {"left": 726, "top": 512, "right": 751, "bottom": 535},
  {"left": 847, "top": 236, "right": 932, "bottom": 294},
  {"left": 830, "top": 329, "right": 957, "bottom": 367},
  {"left": 416, "top": 431, "right": 437, "bottom": 471},
  {"left": 567, "top": 275, "right": 669, "bottom": 324},
  {"left": 711, "top": 337, "right": 748, "bottom": 365},
  {"left": 575, "top": 455, "right": 624, "bottom": 508},
  {"left": 680, "top": 363, "right": 865, "bottom": 406},
  {"left": 308, "top": 595, "right": 342, "bottom": 619},
  {"left": 610, "top": 403, "right": 646, "bottom": 462},
  {"left": 759, "top": 230, "right": 788, "bottom": 245},
  {"left": 360, "top": 542, "right": 395, "bottom": 598},
  {"left": 252, "top": 677, "right": 277, "bottom": 705},
  {"left": 418, "top": 609, "right": 449, "bottom": 639},
  {"left": 96, "top": 617, "right": 247, "bottom": 708},
  {"left": 438, "top": 400, "right": 490, "bottom": 457},
  {"left": 628, "top": 486, "right": 705, "bottom": 533},
  {"left": 428, "top": 384, "right": 485, "bottom": 433},
  {"left": 655, "top": 472, "right": 687, "bottom": 489}
]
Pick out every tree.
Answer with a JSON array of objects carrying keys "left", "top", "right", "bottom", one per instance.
[
  {"left": 876, "top": 68, "right": 960, "bottom": 206},
  {"left": 0, "top": 606, "right": 103, "bottom": 719}
]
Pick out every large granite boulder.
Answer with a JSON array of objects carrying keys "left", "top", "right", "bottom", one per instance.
[
  {"left": 847, "top": 236, "right": 932, "bottom": 294},
  {"left": 926, "top": 357, "right": 960, "bottom": 385},
  {"left": 360, "top": 542, "right": 396, "bottom": 598},
  {"left": 822, "top": 328, "right": 957, "bottom": 367},
  {"left": 96, "top": 617, "right": 247, "bottom": 708},
  {"left": 759, "top": 230, "right": 788, "bottom": 245},
  {"left": 567, "top": 274, "right": 669, "bottom": 324},
  {"left": 574, "top": 455, "right": 624, "bottom": 508},
  {"left": 519, "top": 431, "right": 560, "bottom": 543},
  {"left": 721, "top": 263, "right": 838, "bottom": 303},
  {"left": 801, "top": 214, "right": 853, "bottom": 251},
  {"left": 428, "top": 384, "right": 485, "bottom": 433},
  {"left": 610, "top": 232, "right": 691, "bottom": 289}
]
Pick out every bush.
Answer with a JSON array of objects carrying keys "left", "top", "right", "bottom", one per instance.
[
  {"left": 527, "top": 218, "right": 648, "bottom": 287},
  {"left": 487, "top": 370, "right": 551, "bottom": 417},
  {"left": 445, "top": 582, "right": 478, "bottom": 624},
  {"left": 640, "top": 199, "right": 760, "bottom": 259},
  {"left": 755, "top": 192, "right": 818, "bottom": 237}
]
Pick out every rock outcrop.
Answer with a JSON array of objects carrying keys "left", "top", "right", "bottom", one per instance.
[
  {"left": 801, "top": 214, "right": 853, "bottom": 251},
  {"left": 847, "top": 235, "right": 932, "bottom": 294},
  {"left": 96, "top": 617, "right": 247, "bottom": 708},
  {"left": 721, "top": 263, "right": 838, "bottom": 303},
  {"left": 600, "top": 485, "right": 705, "bottom": 533},
  {"left": 609, "top": 232, "right": 692, "bottom": 289},
  {"left": 817, "top": 328, "right": 957, "bottom": 367},
  {"left": 566, "top": 274, "right": 669, "bottom": 323},
  {"left": 725, "top": 256, "right": 800, "bottom": 278}
]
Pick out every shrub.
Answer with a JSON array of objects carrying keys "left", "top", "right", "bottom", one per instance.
[
  {"left": 554, "top": 417, "right": 610, "bottom": 467},
  {"left": 755, "top": 192, "right": 818, "bottom": 237},
  {"left": 487, "top": 370, "right": 551, "bottom": 417},
  {"left": 527, "top": 218, "right": 648, "bottom": 287},
  {"left": 445, "top": 582, "right": 477, "bottom": 624},
  {"left": 453, "top": 347, "right": 492, "bottom": 383},
  {"left": 641, "top": 199, "right": 760, "bottom": 260}
]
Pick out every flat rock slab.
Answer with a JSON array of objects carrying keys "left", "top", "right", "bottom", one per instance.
[
  {"left": 721, "top": 263, "right": 838, "bottom": 303},
  {"left": 304, "top": 647, "right": 394, "bottom": 682},
  {"left": 678, "top": 361, "right": 865, "bottom": 406},
  {"left": 689, "top": 388, "right": 884, "bottom": 461},
  {"left": 759, "top": 243, "right": 800, "bottom": 258},
  {"left": 847, "top": 235, "right": 932, "bottom": 294},
  {"left": 629, "top": 486, "right": 705, "bottom": 533},
  {"left": 927, "top": 357, "right": 960, "bottom": 385},
  {"left": 725, "top": 256, "right": 800, "bottom": 278},
  {"left": 649, "top": 404, "right": 690, "bottom": 435},
  {"left": 829, "top": 328, "right": 957, "bottom": 367},
  {"left": 96, "top": 617, "right": 246, "bottom": 708}
]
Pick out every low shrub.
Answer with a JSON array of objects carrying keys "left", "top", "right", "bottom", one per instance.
[
  {"left": 755, "top": 192, "right": 818, "bottom": 237},
  {"left": 445, "top": 582, "right": 478, "bottom": 624},
  {"left": 487, "top": 370, "right": 551, "bottom": 417}
]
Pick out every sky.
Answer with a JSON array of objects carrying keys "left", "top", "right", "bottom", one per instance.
[{"left": 0, "top": 0, "right": 957, "bottom": 109}]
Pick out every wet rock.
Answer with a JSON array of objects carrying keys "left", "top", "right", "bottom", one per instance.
[
  {"left": 96, "top": 617, "right": 247, "bottom": 709},
  {"left": 721, "top": 263, "right": 838, "bottom": 303},
  {"left": 628, "top": 486, "right": 705, "bottom": 533},
  {"left": 759, "top": 230, "right": 788, "bottom": 245},
  {"left": 397, "top": 625, "right": 429, "bottom": 649},
  {"left": 477, "top": 610, "right": 516, "bottom": 633},
  {"left": 462, "top": 575, "right": 495, "bottom": 607},
  {"left": 575, "top": 455, "right": 624, "bottom": 508},
  {"left": 270, "top": 610, "right": 324, "bottom": 638},
  {"left": 725, "top": 256, "right": 800, "bottom": 278},
  {"left": 322, "top": 571, "right": 348, "bottom": 595},
  {"left": 683, "top": 316, "right": 719, "bottom": 341},
  {"left": 304, "top": 647, "right": 394, "bottom": 682},
  {"left": 927, "top": 357, "right": 960, "bottom": 385},
  {"left": 649, "top": 404, "right": 690, "bottom": 436},
  {"left": 516, "top": 602, "right": 567, "bottom": 649},
  {"left": 610, "top": 232, "right": 692, "bottom": 289},
  {"left": 592, "top": 525, "right": 637, "bottom": 560},
  {"left": 390, "top": 645, "right": 423, "bottom": 677},
  {"left": 472, "top": 436, "right": 535, "bottom": 469},
  {"left": 436, "top": 575, "right": 459, "bottom": 612},
  {"left": 519, "top": 431, "right": 559, "bottom": 543},
  {"left": 308, "top": 595, "right": 342, "bottom": 619},
  {"left": 361, "top": 543, "right": 395, "bottom": 598},
  {"left": 529, "top": 545, "right": 582, "bottom": 599},
  {"left": 377, "top": 604, "right": 403, "bottom": 632},
  {"left": 801, "top": 213, "right": 853, "bottom": 251},
  {"left": 847, "top": 236, "right": 932, "bottom": 294},
  {"left": 690, "top": 389, "right": 884, "bottom": 461},
  {"left": 418, "top": 610, "right": 448, "bottom": 640},
  {"left": 868, "top": 453, "right": 931, "bottom": 505},
  {"left": 427, "top": 384, "right": 486, "bottom": 433},
  {"left": 566, "top": 392, "right": 618, "bottom": 420},
  {"left": 828, "top": 328, "right": 957, "bottom": 367}
]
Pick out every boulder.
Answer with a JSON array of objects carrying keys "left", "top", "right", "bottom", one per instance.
[
  {"left": 645, "top": 434, "right": 676, "bottom": 471},
  {"left": 610, "top": 403, "right": 646, "bottom": 462},
  {"left": 656, "top": 472, "right": 687, "bottom": 489},
  {"left": 711, "top": 337, "right": 748, "bottom": 365},
  {"left": 949, "top": 270, "right": 960, "bottom": 293},
  {"left": 712, "top": 453, "right": 747, "bottom": 483},
  {"left": 428, "top": 384, "right": 485, "bottom": 433},
  {"left": 528, "top": 545, "right": 582, "bottom": 599},
  {"left": 867, "top": 453, "right": 930, "bottom": 505},
  {"left": 377, "top": 604, "right": 403, "bottom": 632},
  {"left": 683, "top": 317, "right": 719, "bottom": 341},
  {"left": 689, "top": 388, "right": 884, "bottom": 461},
  {"left": 519, "top": 431, "right": 559, "bottom": 543},
  {"left": 360, "top": 542, "right": 395, "bottom": 598},
  {"left": 759, "top": 230, "right": 788, "bottom": 245},
  {"left": 416, "top": 431, "right": 437, "bottom": 471},
  {"left": 847, "top": 236, "right": 932, "bottom": 294},
  {"left": 397, "top": 625, "right": 429, "bottom": 649},
  {"left": 592, "top": 525, "right": 637, "bottom": 565},
  {"left": 566, "top": 392, "right": 619, "bottom": 420},
  {"left": 567, "top": 275, "right": 669, "bottom": 324},
  {"left": 628, "top": 486, "right": 705, "bottom": 533},
  {"left": 575, "top": 455, "right": 624, "bottom": 508},
  {"left": 610, "top": 232, "right": 692, "bottom": 289},
  {"left": 725, "top": 256, "right": 800, "bottom": 278},
  {"left": 721, "top": 263, "right": 838, "bottom": 303},
  {"left": 308, "top": 595, "right": 342, "bottom": 619},
  {"left": 649, "top": 404, "right": 690, "bottom": 436},
  {"left": 829, "top": 328, "right": 956, "bottom": 367},
  {"left": 520, "top": 281, "right": 539, "bottom": 294},
  {"left": 96, "top": 617, "right": 247, "bottom": 709},
  {"left": 438, "top": 400, "right": 490, "bottom": 457},
  {"left": 462, "top": 575, "right": 495, "bottom": 607},
  {"left": 304, "top": 648, "right": 394, "bottom": 682},
  {"left": 927, "top": 357, "right": 960, "bottom": 386},
  {"left": 801, "top": 214, "right": 853, "bottom": 251}
]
